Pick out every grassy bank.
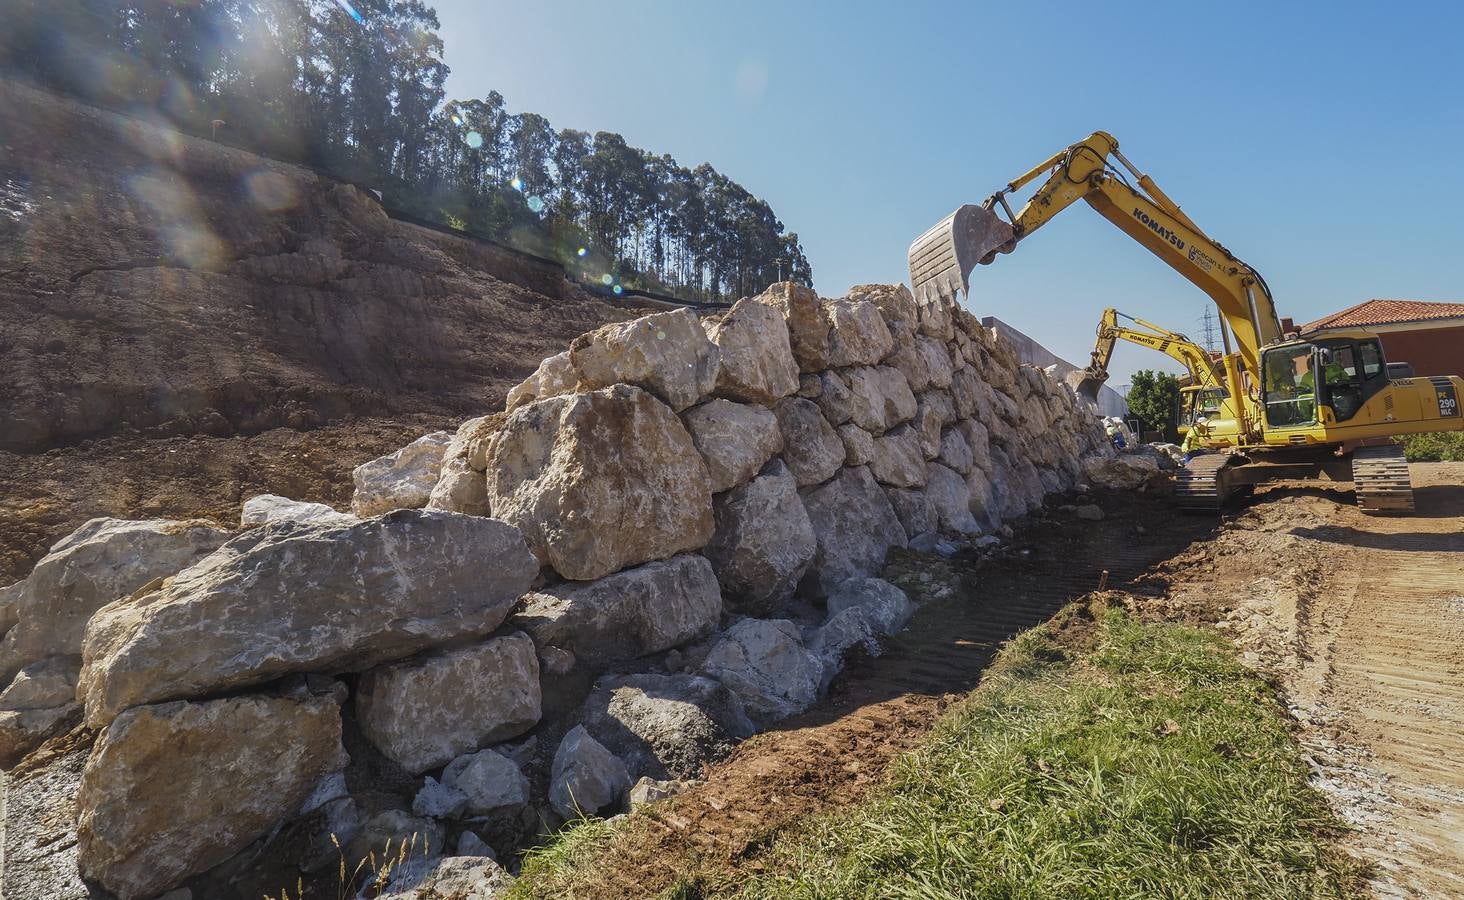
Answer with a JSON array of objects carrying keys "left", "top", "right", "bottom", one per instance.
[
  {"left": 511, "top": 602, "right": 1364, "bottom": 899},
  {"left": 1400, "top": 431, "right": 1464, "bottom": 462}
]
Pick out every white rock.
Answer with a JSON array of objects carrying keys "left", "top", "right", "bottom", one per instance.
[
  {"left": 486, "top": 385, "right": 714, "bottom": 581},
  {"left": 75, "top": 694, "right": 346, "bottom": 900},
  {"left": 0, "top": 518, "right": 228, "bottom": 687},
  {"left": 550, "top": 725, "right": 630, "bottom": 819},
  {"left": 926, "top": 462, "right": 981, "bottom": 535},
  {"left": 938, "top": 427, "right": 974, "bottom": 474},
  {"left": 682, "top": 399, "right": 782, "bottom": 493},
  {"left": 79, "top": 512, "right": 538, "bottom": 728},
  {"left": 1083, "top": 453, "right": 1161, "bottom": 490},
  {"left": 442, "top": 749, "right": 531, "bottom": 816},
  {"left": 845, "top": 366, "right": 917, "bottom": 433},
  {"left": 356, "top": 633, "right": 541, "bottom": 774},
  {"left": 705, "top": 298, "right": 800, "bottom": 404},
  {"left": 773, "top": 397, "right": 844, "bottom": 487},
  {"left": 916, "top": 336, "right": 954, "bottom": 388},
  {"left": 579, "top": 673, "right": 755, "bottom": 781},
  {"left": 884, "top": 487, "right": 935, "bottom": 540},
  {"left": 570, "top": 308, "right": 720, "bottom": 412},
  {"left": 455, "top": 832, "right": 495, "bottom": 858},
  {"left": 826, "top": 578, "right": 914, "bottom": 636},
  {"left": 869, "top": 425, "right": 927, "bottom": 489},
  {"left": 515, "top": 555, "right": 722, "bottom": 666},
  {"left": 373, "top": 855, "right": 513, "bottom": 900},
  {"left": 700, "top": 619, "right": 823, "bottom": 727},
  {"left": 413, "top": 776, "right": 469, "bottom": 819},
  {"left": 704, "top": 461, "right": 816, "bottom": 616},
  {"left": 350, "top": 431, "right": 453, "bottom": 517},
  {"left": 813, "top": 370, "right": 854, "bottom": 425},
  {"left": 239, "top": 495, "right": 357, "bottom": 529},
  {"left": 750, "top": 282, "right": 831, "bottom": 373},
  {"left": 506, "top": 351, "right": 577, "bottom": 412},
  {"left": 800, "top": 466, "right": 908, "bottom": 596},
  {"left": 824, "top": 299, "right": 894, "bottom": 367},
  {"left": 836, "top": 423, "right": 875, "bottom": 466},
  {"left": 425, "top": 455, "right": 490, "bottom": 516}
]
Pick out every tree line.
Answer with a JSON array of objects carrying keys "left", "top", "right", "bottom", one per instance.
[{"left": 2, "top": 0, "right": 813, "bottom": 302}]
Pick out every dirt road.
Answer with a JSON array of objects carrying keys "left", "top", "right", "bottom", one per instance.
[{"left": 1160, "top": 463, "right": 1464, "bottom": 898}]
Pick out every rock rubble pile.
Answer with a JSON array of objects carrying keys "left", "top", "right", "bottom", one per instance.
[{"left": 0, "top": 282, "right": 1113, "bottom": 899}]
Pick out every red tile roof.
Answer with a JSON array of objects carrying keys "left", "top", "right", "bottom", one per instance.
[{"left": 1303, "top": 299, "right": 1464, "bottom": 332}]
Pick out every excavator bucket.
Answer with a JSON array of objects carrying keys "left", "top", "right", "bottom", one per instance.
[
  {"left": 907, "top": 204, "right": 1017, "bottom": 305},
  {"left": 1064, "top": 367, "right": 1108, "bottom": 407}
]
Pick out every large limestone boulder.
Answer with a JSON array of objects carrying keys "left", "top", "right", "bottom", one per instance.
[
  {"left": 506, "top": 351, "right": 576, "bottom": 412},
  {"left": 486, "top": 385, "right": 714, "bottom": 581},
  {"left": 824, "top": 299, "right": 894, "bottom": 367},
  {"left": 938, "top": 426, "right": 975, "bottom": 474},
  {"left": 703, "top": 461, "right": 816, "bottom": 616},
  {"left": 870, "top": 425, "right": 927, "bottom": 489},
  {"left": 0, "top": 518, "right": 229, "bottom": 685},
  {"left": 845, "top": 366, "right": 917, "bottom": 433},
  {"left": 240, "top": 494, "right": 358, "bottom": 529},
  {"left": 76, "top": 694, "right": 346, "bottom": 900},
  {"left": 827, "top": 577, "right": 915, "bottom": 636},
  {"left": 442, "top": 748, "right": 531, "bottom": 816},
  {"left": 813, "top": 370, "right": 854, "bottom": 425},
  {"left": 426, "top": 416, "right": 496, "bottom": 516},
  {"left": 750, "top": 282, "right": 831, "bottom": 372},
  {"left": 885, "top": 487, "right": 935, "bottom": 540},
  {"left": 579, "top": 673, "right": 755, "bottom": 781},
  {"left": 837, "top": 422, "right": 876, "bottom": 466},
  {"left": 700, "top": 619, "right": 823, "bottom": 727},
  {"left": 0, "top": 656, "right": 80, "bottom": 768},
  {"left": 848, "top": 283, "right": 917, "bottom": 329},
  {"left": 550, "top": 725, "right": 631, "bottom": 819},
  {"left": 1083, "top": 453, "right": 1162, "bottom": 490},
  {"left": 514, "top": 555, "right": 722, "bottom": 666},
  {"left": 926, "top": 463, "right": 981, "bottom": 535},
  {"left": 79, "top": 512, "right": 538, "bottom": 727},
  {"left": 374, "top": 856, "right": 514, "bottom": 900},
  {"left": 705, "top": 297, "right": 800, "bottom": 404},
  {"left": 569, "top": 308, "right": 720, "bottom": 412},
  {"left": 351, "top": 431, "right": 453, "bottom": 517},
  {"left": 773, "top": 397, "right": 844, "bottom": 487},
  {"left": 917, "top": 335, "right": 954, "bottom": 388},
  {"left": 800, "top": 466, "right": 908, "bottom": 596},
  {"left": 682, "top": 399, "right": 782, "bottom": 493},
  {"left": 356, "top": 633, "right": 541, "bottom": 773}
]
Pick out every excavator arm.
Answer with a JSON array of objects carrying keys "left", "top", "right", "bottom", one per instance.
[
  {"left": 908, "top": 132, "right": 1282, "bottom": 439},
  {"left": 1082, "top": 308, "right": 1224, "bottom": 389}
]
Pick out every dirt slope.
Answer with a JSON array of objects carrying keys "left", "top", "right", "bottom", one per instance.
[{"left": 0, "top": 80, "right": 630, "bottom": 581}]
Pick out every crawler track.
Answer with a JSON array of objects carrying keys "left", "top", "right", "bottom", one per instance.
[{"left": 1351, "top": 444, "right": 1415, "bottom": 513}]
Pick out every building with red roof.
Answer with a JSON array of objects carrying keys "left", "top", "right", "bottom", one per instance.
[{"left": 1301, "top": 299, "right": 1464, "bottom": 378}]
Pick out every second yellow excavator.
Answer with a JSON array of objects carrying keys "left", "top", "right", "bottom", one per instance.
[
  {"left": 1070, "top": 308, "right": 1233, "bottom": 439},
  {"left": 908, "top": 131, "right": 1463, "bottom": 513}
]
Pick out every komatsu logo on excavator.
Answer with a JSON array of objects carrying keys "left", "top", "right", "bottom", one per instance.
[{"left": 1132, "top": 208, "right": 1185, "bottom": 251}]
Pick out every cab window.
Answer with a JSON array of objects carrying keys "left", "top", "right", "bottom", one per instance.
[
  {"left": 1359, "top": 341, "right": 1384, "bottom": 379},
  {"left": 1263, "top": 345, "right": 1317, "bottom": 427}
]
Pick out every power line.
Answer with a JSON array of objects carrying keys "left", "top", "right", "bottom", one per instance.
[{"left": 1198, "top": 307, "right": 1219, "bottom": 354}]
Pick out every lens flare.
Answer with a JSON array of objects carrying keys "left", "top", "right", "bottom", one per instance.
[
  {"left": 333, "top": 0, "right": 363, "bottom": 23},
  {"left": 464, "top": 131, "right": 483, "bottom": 149},
  {"left": 526, "top": 195, "right": 544, "bottom": 213},
  {"left": 576, "top": 247, "right": 587, "bottom": 257},
  {"left": 450, "top": 113, "right": 463, "bottom": 127},
  {"left": 600, "top": 274, "right": 613, "bottom": 286},
  {"left": 509, "top": 177, "right": 523, "bottom": 192},
  {"left": 613, "top": 285, "right": 624, "bottom": 295}
]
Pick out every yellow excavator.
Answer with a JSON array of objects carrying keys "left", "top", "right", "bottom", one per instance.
[
  {"left": 908, "top": 131, "right": 1463, "bottom": 512},
  {"left": 1069, "top": 308, "right": 1233, "bottom": 439}
]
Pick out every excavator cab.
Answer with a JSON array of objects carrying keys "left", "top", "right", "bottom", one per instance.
[{"left": 1260, "top": 335, "right": 1390, "bottom": 428}]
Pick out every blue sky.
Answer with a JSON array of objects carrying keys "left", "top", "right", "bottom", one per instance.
[{"left": 430, "top": 0, "right": 1462, "bottom": 388}]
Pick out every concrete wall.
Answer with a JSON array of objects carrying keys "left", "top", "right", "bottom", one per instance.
[{"left": 980, "top": 316, "right": 1129, "bottom": 419}]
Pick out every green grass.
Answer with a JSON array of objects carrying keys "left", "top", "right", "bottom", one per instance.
[
  {"left": 1400, "top": 431, "right": 1464, "bottom": 462},
  {"left": 731, "top": 606, "right": 1363, "bottom": 900}
]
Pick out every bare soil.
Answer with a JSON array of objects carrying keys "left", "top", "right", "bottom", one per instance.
[{"left": 1153, "top": 463, "right": 1464, "bottom": 899}]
